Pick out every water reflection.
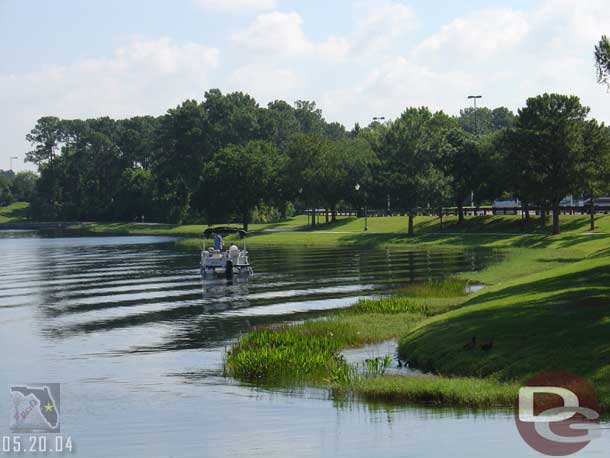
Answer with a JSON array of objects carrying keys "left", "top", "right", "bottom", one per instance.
[{"left": 6, "top": 234, "right": 591, "bottom": 458}]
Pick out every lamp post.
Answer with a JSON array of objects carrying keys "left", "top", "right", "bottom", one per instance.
[
  {"left": 372, "top": 116, "right": 390, "bottom": 215},
  {"left": 9, "top": 156, "right": 18, "bottom": 172},
  {"left": 355, "top": 183, "right": 368, "bottom": 231},
  {"left": 467, "top": 95, "right": 482, "bottom": 135},
  {"left": 299, "top": 188, "right": 309, "bottom": 227},
  {"left": 467, "top": 96, "right": 482, "bottom": 218}
]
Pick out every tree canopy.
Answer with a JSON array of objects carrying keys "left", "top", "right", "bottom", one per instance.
[{"left": 21, "top": 88, "right": 610, "bottom": 237}]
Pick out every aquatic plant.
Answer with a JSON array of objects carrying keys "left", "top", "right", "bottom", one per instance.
[
  {"left": 396, "top": 278, "right": 471, "bottom": 298},
  {"left": 349, "top": 297, "right": 432, "bottom": 315}
]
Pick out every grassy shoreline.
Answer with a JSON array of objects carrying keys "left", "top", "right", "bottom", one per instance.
[
  {"left": 215, "top": 216, "right": 610, "bottom": 411},
  {"left": 5, "top": 210, "right": 610, "bottom": 410},
  {"left": 225, "top": 282, "right": 522, "bottom": 409}
]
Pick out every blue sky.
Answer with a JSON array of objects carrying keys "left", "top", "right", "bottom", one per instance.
[{"left": 1, "top": 0, "right": 608, "bottom": 171}]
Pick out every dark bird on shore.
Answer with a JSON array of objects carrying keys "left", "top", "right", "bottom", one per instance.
[
  {"left": 396, "top": 358, "right": 404, "bottom": 368},
  {"left": 481, "top": 339, "right": 494, "bottom": 351},
  {"left": 462, "top": 336, "right": 476, "bottom": 351}
]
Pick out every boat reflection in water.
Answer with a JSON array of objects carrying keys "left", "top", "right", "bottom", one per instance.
[{"left": 200, "top": 274, "right": 251, "bottom": 314}]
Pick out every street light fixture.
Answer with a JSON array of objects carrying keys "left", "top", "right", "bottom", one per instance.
[
  {"left": 355, "top": 183, "right": 368, "bottom": 231},
  {"left": 467, "top": 95, "right": 482, "bottom": 135},
  {"left": 467, "top": 96, "right": 482, "bottom": 213},
  {"left": 372, "top": 116, "right": 391, "bottom": 215}
]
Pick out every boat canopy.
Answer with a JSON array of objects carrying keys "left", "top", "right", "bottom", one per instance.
[{"left": 202, "top": 227, "right": 247, "bottom": 239}]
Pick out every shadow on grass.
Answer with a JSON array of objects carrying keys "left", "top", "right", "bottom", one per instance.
[
  {"left": 0, "top": 202, "right": 30, "bottom": 223},
  {"left": 464, "top": 263, "right": 610, "bottom": 308},
  {"left": 399, "top": 262, "right": 610, "bottom": 384}
]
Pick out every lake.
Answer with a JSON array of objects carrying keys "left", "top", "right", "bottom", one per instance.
[{"left": 0, "top": 232, "right": 605, "bottom": 457}]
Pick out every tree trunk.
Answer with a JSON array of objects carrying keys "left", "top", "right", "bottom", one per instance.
[
  {"left": 523, "top": 200, "right": 530, "bottom": 223},
  {"left": 552, "top": 201, "right": 560, "bottom": 235},
  {"left": 408, "top": 210, "right": 414, "bottom": 238},
  {"left": 331, "top": 205, "right": 337, "bottom": 223},
  {"left": 325, "top": 209, "right": 329, "bottom": 224},
  {"left": 590, "top": 190, "right": 595, "bottom": 231},
  {"left": 242, "top": 217, "right": 249, "bottom": 232},
  {"left": 457, "top": 200, "right": 464, "bottom": 225},
  {"left": 311, "top": 208, "right": 316, "bottom": 227},
  {"left": 540, "top": 208, "right": 546, "bottom": 227},
  {"left": 439, "top": 209, "right": 444, "bottom": 231}
]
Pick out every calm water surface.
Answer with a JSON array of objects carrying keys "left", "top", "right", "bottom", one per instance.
[{"left": 0, "top": 232, "right": 605, "bottom": 457}]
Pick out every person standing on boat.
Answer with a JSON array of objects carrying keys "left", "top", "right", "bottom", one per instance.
[{"left": 214, "top": 233, "right": 223, "bottom": 251}]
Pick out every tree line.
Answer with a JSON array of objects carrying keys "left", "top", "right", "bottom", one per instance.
[
  {"left": 0, "top": 170, "right": 38, "bottom": 207},
  {"left": 23, "top": 88, "right": 610, "bottom": 235}
]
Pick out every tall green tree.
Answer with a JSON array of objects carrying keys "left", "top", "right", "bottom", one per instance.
[
  {"left": 382, "top": 108, "right": 455, "bottom": 236},
  {"left": 443, "top": 129, "right": 481, "bottom": 224},
  {"left": 10, "top": 172, "right": 38, "bottom": 202},
  {"left": 154, "top": 100, "right": 209, "bottom": 223},
  {"left": 516, "top": 93, "right": 590, "bottom": 235},
  {"left": 579, "top": 120, "right": 610, "bottom": 230},
  {"left": 595, "top": 35, "right": 610, "bottom": 89},
  {"left": 459, "top": 107, "right": 515, "bottom": 135},
  {"left": 284, "top": 134, "right": 326, "bottom": 226},
  {"left": 204, "top": 141, "right": 281, "bottom": 231},
  {"left": 0, "top": 175, "right": 14, "bottom": 206},
  {"left": 316, "top": 137, "right": 376, "bottom": 222}
]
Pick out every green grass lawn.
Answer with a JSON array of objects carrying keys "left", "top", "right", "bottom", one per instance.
[
  {"left": 0, "top": 202, "right": 29, "bottom": 224},
  {"left": 399, "top": 252, "right": 610, "bottom": 409},
  {"left": 222, "top": 218, "right": 610, "bottom": 411},
  {"left": 74, "top": 213, "right": 610, "bottom": 239}
]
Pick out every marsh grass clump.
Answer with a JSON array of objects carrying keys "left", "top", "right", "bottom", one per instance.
[
  {"left": 225, "top": 326, "right": 354, "bottom": 384},
  {"left": 349, "top": 297, "right": 432, "bottom": 315},
  {"left": 361, "top": 356, "right": 393, "bottom": 377},
  {"left": 342, "top": 375, "right": 518, "bottom": 408},
  {"left": 225, "top": 306, "right": 427, "bottom": 385},
  {"left": 396, "top": 278, "right": 471, "bottom": 298}
]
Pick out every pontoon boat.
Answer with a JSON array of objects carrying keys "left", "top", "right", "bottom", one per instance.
[{"left": 200, "top": 227, "right": 253, "bottom": 278}]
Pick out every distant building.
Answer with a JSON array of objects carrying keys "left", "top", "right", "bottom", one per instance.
[
  {"left": 583, "top": 197, "right": 610, "bottom": 208},
  {"left": 492, "top": 198, "right": 520, "bottom": 208}
]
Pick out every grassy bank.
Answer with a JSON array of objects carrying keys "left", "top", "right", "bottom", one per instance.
[
  {"left": 223, "top": 220, "right": 610, "bottom": 411},
  {"left": 225, "top": 280, "right": 522, "bottom": 409},
  {"left": 69, "top": 212, "right": 610, "bottom": 241},
  {"left": 0, "top": 202, "right": 29, "bottom": 224},
  {"left": 399, "top": 252, "right": 610, "bottom": 409}
]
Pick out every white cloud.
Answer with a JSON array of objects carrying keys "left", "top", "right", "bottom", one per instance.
[
  {"left": 352, "top": 2, "right": 420, "bottom": 56},
  {"left": 227, "top": 64, "right": 300, "bottom": 101},
  {"left": 193, "top": 0, "right": 278, "bottom": 14},
  {"left": 0, "top": 37, "right": 219, "bottom": 168},
  {"left": 230, "top": 2, "right": 420, "bottom": 63},
  {"left": 414, "top": 8, "right": 529, "bottom": 64},
  {"left": 232, "top": 11, "right": 314, "bottom": 56},
  {"left": 321, "top": 56, "right": 475, "bottom": 128},
  {"left": 321, "top": 1, "right": 610, "bottom": 129},
  {"left": 317, "top": 36, "right": 351, "bottom": 62}
]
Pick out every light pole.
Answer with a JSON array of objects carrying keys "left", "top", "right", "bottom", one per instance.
[
  {"left": 9, "top": 156, "right": 18, "bottom": 172},
  {"left": 355, "top": 183, "right": 368, "bottom": 231},
  {"left": 372, "top": 116, "right": 390, "bottom": 215},
  {"left": 467, "top": 96, "right": 482, "bottom": 218},
  {"left": 467, "top": 95, "right": 482, "bottom": 135}
]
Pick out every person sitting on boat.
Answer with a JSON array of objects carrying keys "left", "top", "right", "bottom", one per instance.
[{"left": 214, "top": 233, "right": 223, "bottom": 251}]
